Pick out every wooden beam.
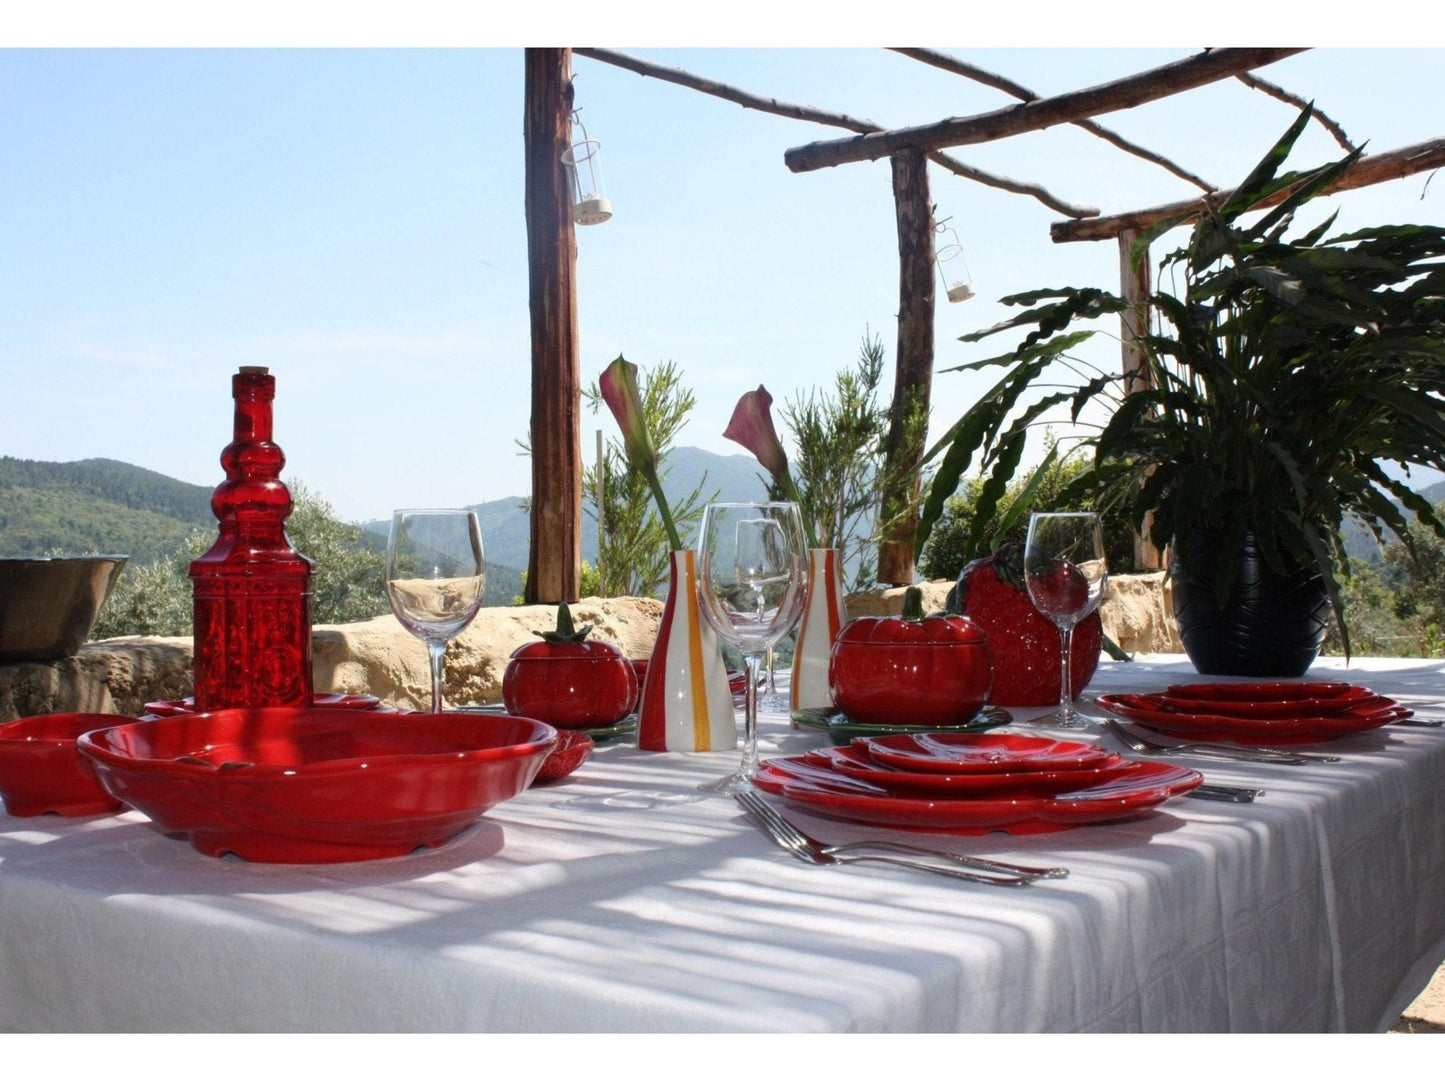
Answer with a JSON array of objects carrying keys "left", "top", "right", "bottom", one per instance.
[
  {"left": 892, "top": 47, "right": 1215, "bottom": 192},
  {"left": 1117, "top": 228, "right": 1161, "bottom": 572},
  {"left": 876, "top": 148, "right": 934, "bottom": 586},
  {"left": 523, "top": 48, "right": 582, "bottom": 605},
  {"left": 576, "top": 46, "right": 1098, "bottom": 218},
  {"left": 1052, "top": 135, "right": 1445, "bottom": 243},
  {"left": 784, "top": 48, "right": 1307, "bottom": 174}
]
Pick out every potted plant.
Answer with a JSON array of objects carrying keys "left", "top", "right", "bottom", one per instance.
[{"left": 916, "top": 109, "right": 1445, "bottom": 674}]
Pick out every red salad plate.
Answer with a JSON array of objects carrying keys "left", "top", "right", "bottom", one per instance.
[
  {"left": 1096, "top": 693, "right": 1409, "bottom": 745},
  {"left": 1164, "top": 681, "right": 1354, "bottom": 703},
  {"left": 77, "top": 708, "right": 556, "bottom": 863},
  {"left": 862, "top": 732, "right": 1115, "bottom": 775},
  {"left": 753, "top": 754, "right": 1201, "bottom": 835},
  {"left": 817, "top": 743, "right": 1137, "bottom": 796}
]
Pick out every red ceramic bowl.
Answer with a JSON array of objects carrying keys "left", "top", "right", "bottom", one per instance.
[
  {"left": 0, "top": 713, "right": 144, "bottom": 817},
  {"left": 76, "top": 708, "right": 556, "bottom": 863},
  {"left": 534, "top": 728, "right": 595, "bottom": 783}
]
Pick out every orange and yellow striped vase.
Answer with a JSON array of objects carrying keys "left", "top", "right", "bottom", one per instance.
[
  {"left": 638, "top": 549, "right": 737, "bottom": 752},
  {"left": 790, "top": 547, "right": 849, "bottom": 711}
]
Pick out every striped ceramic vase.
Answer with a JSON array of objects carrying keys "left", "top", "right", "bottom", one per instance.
[
  {"left": 790, "top": 547, "right": 849, "bottom": 711},
  {"left": 637, "top": 548, "right": 737, "bottom": 752}
]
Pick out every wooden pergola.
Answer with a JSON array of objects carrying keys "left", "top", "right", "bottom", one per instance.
[{"left": 522, "top": 47, "right": 1445, "bottom": 603}]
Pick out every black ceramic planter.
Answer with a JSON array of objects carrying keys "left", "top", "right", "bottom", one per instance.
[{"left": 1169, "top": 530, "right": 1331, "bottom": 678}]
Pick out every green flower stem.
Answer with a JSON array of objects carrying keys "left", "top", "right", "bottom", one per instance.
[
  {"left": 777, "top": 472, "right": 818, "bottom": 550},
  {"left": 642, "top": 466, "right": 684, "bottom": 552}
]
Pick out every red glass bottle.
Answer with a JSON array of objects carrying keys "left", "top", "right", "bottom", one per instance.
[{"left": 190, "top": 366, "right": 315, "bottom": 710}]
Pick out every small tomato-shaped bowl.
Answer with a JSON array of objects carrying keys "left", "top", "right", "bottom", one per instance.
[
  {"left": 828, "top": 586, "right": 993, "bottom": 727},
  {"left": 503, "top": 604, "right": 639, "bottom": 730},
  {"left": 0, "top": 712, "right": 145, "bottom": 817}
]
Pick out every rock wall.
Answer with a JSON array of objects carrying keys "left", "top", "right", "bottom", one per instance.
[{"left": 1, "top": 580, "right": 1175, "bottom": 721}]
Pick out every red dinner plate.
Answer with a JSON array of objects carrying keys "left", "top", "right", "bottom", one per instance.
[
  {"left": 862, "top": 732, "right": 1115, "bottom": 774},
  {"left": 753, "top": 754, "right": 1201, "bottom": 835},
  {"left": 1096, "top": 693, "right": 1409, "bottom": 745},
  {"left": 817, "top": 743, "right": 1137, "bottom": 796}
]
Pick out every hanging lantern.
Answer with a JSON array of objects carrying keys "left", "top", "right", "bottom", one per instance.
[
  {"left": 563, "top": 111, "right": 612, "bottom": 226},
  {"left": 935, "top": 219, "right": 975, "bottom": 303}
]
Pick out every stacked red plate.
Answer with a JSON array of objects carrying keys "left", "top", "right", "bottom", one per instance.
[
  {"left": 753, "top": 732, "right": 1201, "bottom": 835},
  {"left": 1095, "top": 681, "right": 1411, "bottom": 745}
]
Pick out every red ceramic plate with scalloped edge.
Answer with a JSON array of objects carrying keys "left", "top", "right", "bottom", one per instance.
[
  {"left": 143, "top": 693, "right": 383, "bottom": 718},
  {"left": 1095, "top": 693, "right": 1409, "bottom": 745},
  {"left": 77, "top": 707, "right": 555, "bottom": 863},
  {"left": 862, "top": 732, "right": 1115, "bottom": 774},
  {"left": 1164, "top": 681, "right": 1354, "bottom": 703},
  {"left": 753, "top": 754, "right": 1201, "bottom": 834},
  {"left": 1153, "top": 684, "right": 1381, "bottom": 716},
  {"left": 816, "top": 743, "right": 1138, "bottom": 796}
]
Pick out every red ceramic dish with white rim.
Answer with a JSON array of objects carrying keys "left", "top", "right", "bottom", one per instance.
[
  {"left": 1095, "top": 693, "right": 1408, "bottom": 745},
  {"left": 753, "top": 754, "right": 1201, "bottom": 835},
  {"left": 817, "top": 743, "right": 1138, "bottom": 796},
  {"left": 862, "top": 732, "right": 1115, "bottom": 774},
  {"left": 0, "top": 712, "right": 144, "bottom": 816},
  {"left": 76, "top": 707, "right": 556, "bottom": 863}
]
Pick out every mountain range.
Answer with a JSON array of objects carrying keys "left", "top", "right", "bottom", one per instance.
[{"left": 1, "top": 448, "right": 772, "bottom": 605}]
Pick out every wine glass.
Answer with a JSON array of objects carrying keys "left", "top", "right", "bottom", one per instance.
[
  {"left": 385, "top": 509, "right": 486, "bottom": 713},
  {"left": 695, "top": 502, "right": 808, "bottom": 794},
  {"left": 1023, "top": 511, "right": 1108, "bottom": 728}
]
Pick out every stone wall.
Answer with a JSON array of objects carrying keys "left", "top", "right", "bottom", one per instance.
[{"left": 0, "top": 578, "right": 1176, "bottom": 721}]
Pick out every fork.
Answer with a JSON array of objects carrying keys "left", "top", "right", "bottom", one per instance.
[
  {"left": 735, "top": 791, "right": 1036, "bottom": 887},
  {"left": 1101, "top": 717, "right": 1339, "bottom": 765}
]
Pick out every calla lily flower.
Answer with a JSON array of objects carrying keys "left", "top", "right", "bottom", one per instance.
[
  {"left": 599, "top": 355, "right": 683, "bottom": 551},
  {"left": 724, "top": 385, "right": 818, "bottom": 549}
]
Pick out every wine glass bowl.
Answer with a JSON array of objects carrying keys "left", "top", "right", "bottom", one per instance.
[
  {"left": 1023, "top": 512, "right": 1108, "bottom": 729},
  {"left": 385, "top": 510, "right": 486, "bottom": 713},
  {"left": 695, "top": 502, "right": 808, "bottom": 794}
]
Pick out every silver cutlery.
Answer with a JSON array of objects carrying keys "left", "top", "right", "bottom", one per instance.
[
  {"left": 734, "top": 790, "right": 1040, "bottom": 886},
  {"left": 1102, "top": 717, "right": 1340, "bottom": 765},
  {"left": 1399, "top": 716, "right": 1445, "bottom": 728},
  {"left": 1189, "top": 783, "right": 1264, "bottom": 803}
]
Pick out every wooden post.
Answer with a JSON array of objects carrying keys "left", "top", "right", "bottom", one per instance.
[
  {"left": 1118, "top": 228, "right": 1162, "bottom": 571},
  {"left": 877, "top": 147, "right": 934, "bottom": 586},
  {"left": 523, "top": 48, "right": 582, "bottom": 605}
]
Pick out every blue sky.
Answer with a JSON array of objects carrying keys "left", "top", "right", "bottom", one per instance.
[{"left": 4, "top": 11, "right": 1443, "bottom": 521}]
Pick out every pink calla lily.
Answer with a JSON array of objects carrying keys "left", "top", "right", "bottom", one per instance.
[
  {"left": 723, "top": 386, "right": 790, "bottom": 483},
  {"left": 599, "top": 355, "right": 683, "bottom": 551},
  {"left": 724, "top": 385, "right": 818, "bottom": 549}
]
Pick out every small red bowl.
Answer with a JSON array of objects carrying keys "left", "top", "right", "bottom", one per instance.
[
  {"left": 534, "top": 729, "right": 595, "bottom": 783},
  {"left": 77, "top": 708, "right": 556, "bottom": 863},
  {"left": 0, "top": 713, "right": 144, "bottom": 817}
]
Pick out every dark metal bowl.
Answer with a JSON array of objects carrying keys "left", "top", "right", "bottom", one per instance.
[{"left": 0, "top": 556, "right": 129, "bottom": 663}]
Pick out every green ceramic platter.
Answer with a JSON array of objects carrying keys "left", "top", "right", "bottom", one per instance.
[{"left": 790, "top": 706, "right": 1013, "bottom": 746}]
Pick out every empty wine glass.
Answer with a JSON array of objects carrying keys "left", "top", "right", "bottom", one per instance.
[
  {"left": 695, "top": 502, "right": 808, "bottom": 794},
  {"left": 385, "top": 509, "right": 486, "bottom": 713},
  {"left": 1023, "top": 511, "right": 1108, "bottom": 728}
]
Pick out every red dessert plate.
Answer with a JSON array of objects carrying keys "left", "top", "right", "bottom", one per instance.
[
  {"left": 753, "top": 754, "right": 1201, "bottom": 835},
  {"left": 1152, "top": 685, "right": 1380, "bottom": 716},
  {"left": 862, "top": 732, "right": 1115, "bottom": 774},
  {"left": 1096, "top": 693, "right": 1408, "bottom": 745},
  {"left": 143, "top": 693, "right": 382, "bottom": 718},
  {"left": 77, "top": 708, "right": 556, "bottom": 863},
  {"left": 1165, "top": 681, "right": 1354, "bottom": 702},
  {"left": 818, "top": 743, "right": 1137, "bottom": 796}
]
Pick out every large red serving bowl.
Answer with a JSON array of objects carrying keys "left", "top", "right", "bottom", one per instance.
[
  {"left": 76, "top": 708, "right": 556, "bottom": 863},
  {"left": 0, "top": 712, "right": 143, "bottom": 816}
]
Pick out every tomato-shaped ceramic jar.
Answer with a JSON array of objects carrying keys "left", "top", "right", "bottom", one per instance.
[
  {"left": 828, "top": 586, "right": 992, "bottom": 726},
  {"left": 503, "top": 604, "right": 639, "bottom": 730}
]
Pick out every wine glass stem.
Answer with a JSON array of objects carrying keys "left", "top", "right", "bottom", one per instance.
[
  {"left": 1058, "top": 624, "right": 1075, "bottom": 719},
  {"left": 740, "top": 651, "right": 763, "bottom": 780},
  {"left": 427, "top": 640, "right": 447, "bottom": 714}
]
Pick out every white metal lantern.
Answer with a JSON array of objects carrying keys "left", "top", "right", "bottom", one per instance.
[
  {"left": 563, "top": 112, "right": 612, "bottom": 226},
  {"left": 935, "top": 220, "right": 975, "bottom": 303}
]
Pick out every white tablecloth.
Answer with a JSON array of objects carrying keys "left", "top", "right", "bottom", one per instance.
[{"left": 3, "top": 656, "right": 1444, "bottom": 1033}]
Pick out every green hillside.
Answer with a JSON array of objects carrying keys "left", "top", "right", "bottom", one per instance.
[{"left": 0, "top": 457, "right": 214, "bottom": 563}]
